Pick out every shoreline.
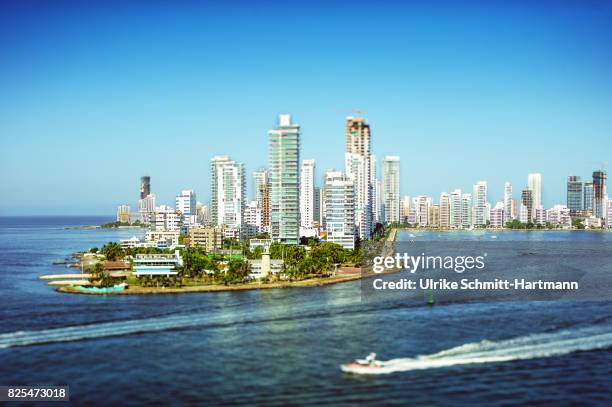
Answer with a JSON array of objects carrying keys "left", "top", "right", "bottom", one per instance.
[{"left": 56, "top": 228, "right": 398, "bottom": 296}]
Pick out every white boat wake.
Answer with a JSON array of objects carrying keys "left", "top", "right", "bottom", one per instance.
[{"left": 342, "top": 325, "right": 612, "bottom": 374}]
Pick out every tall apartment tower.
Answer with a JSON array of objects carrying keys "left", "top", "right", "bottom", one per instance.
[
  {"left": 521, "top": 188, "right": 533, "bottom": 223},
  {"left": 140, "top": 176, "right": 151, "bottom": 200},
  {"left": 584, "top": 181, "right": 594, "bottom": 213},
  {"left": 381, "top": 156, "right": 400, "bottom": 224},
  {"left": 210, "top": 155, "right": 246, "bottom": 232},
  {"left": 252, "top": 169, "right": 269, "bottom": 204},
  {"left": 323, "top": 170, "right": 355, "bottom": 250},
  {"left": 527, "top": 173, "right": 542, "bottom": 220},
  {"left": 566, "top": 176, "right": 583, "bottom": 215},
  {"left": 269, "top": 114, "right": 300, "bottom": 244},
  {"left": 345, "top": 117, "right": 373, "bottom": 239},
  {"left": 593, "top": 170, "right": 608, "bottom": 219},
  {"left": 175, "top": 189, "right": 197, "bottom": 225},
  {"left": 439, "top": 192, "right": 451, "bottom": 228},
  {"left": 300, "top": 159, "right": 315, "bottom": 229},
  {"left": 473, "top": 181, "right": 488, "bottom": 226},
  {"left": 450, "top": 189, "right": 462, "bottom": 227},
  {"left": 503, "top": 182, "right": 513, "bottom": 224}
]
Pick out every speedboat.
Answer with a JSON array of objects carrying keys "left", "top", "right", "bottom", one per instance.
[{"left": 341, "top": 353, "right": 385, "bottom": 374}]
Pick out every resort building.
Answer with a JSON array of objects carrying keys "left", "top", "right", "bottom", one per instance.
[
  {"left": 269, "top": 114, "right": 300, "bottom": 244},
  {"left": 133, "top": 251, "right": 183, "bottom": 277}
]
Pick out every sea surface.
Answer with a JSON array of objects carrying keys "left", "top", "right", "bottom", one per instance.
[{"left": 1, "top": 217, "right": 612, "bottom": 406}]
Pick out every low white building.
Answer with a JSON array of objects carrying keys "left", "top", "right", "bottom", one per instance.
[
  {"left": 535, "top": 205, "right": 546, "bottom": 226},
  {"left": 546, "top": 205, "right": 571, "bottom": 227},
  {"left": 489, "top": 202, "right": 504, "bottom": 228},
  {"left": 133, "top": 251, "right": 183, "bottom": 277},
  {"left": 145, "top": 230, "right": 180, "bottom": 248}
]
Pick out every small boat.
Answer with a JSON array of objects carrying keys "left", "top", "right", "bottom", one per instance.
[{"left": 341, "top": 353, "right": 384, "bottom": 373}]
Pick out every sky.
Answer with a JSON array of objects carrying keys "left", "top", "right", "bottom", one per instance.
[{"left": 0, "top": 0, "right": 611, "bottom": 215}]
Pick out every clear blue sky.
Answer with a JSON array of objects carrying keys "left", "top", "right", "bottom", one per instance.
[{"left": 1, "top": 0, "right": 611, "bottom": 215}]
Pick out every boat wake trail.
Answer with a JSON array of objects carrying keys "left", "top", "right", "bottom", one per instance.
[
  {"left": 345, "top": 325, "right": 612, "bottom": 374},
  {"left": 0, "top": 312, "right": 238, "bottom": 349}
]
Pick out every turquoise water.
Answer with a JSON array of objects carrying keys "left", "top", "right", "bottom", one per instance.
[{"left": 1, "top": 218, "right": 612, "bottom": 405}]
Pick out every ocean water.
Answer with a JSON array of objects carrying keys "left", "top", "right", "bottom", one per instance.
[{"left": 1, "top": 217, "right": 612, "bottom": 406}]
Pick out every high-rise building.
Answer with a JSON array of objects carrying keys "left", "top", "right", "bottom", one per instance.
[
  {"left": 300, "top": 159, "right": 315, "bottom": 229},
  {"left": 605, "top": 198, "right": 612, "bottom": 229},
  {"left": 428, "top": 204, "right": 440, "bottom": 228},
  {"left": 439, "top": 192, "right": 451, "bottom": 228},
  {"left": 140, "top": 176, "right": 151, "bottom": 200},
  {"left": 521, "top": 188, "right": 533, "bottom": 223},
  {"left": 503, "top": 182, "right": 513, "bottom": 224},
  {"left": 371, "top": 155, "right": 381, "bottom": 224},
  {"left": 313, "top": 187, "right": 321, "bottom": 225},
  {"left": 252, "top": 169, "right": 269, "bottom": 205},
  {"left": 593, "top": 170, "right": 608, "bottom": 219},
  {"left": 416, "top": 196, "right": 431, "bottom": 227},
  {"left": 546, "top": 205, "right": 572, "bottom": 227},
  {"left": 527, "top": 173, "right": 542, "bottom": 220},
  {"left": 461, "top": 193, "right": 472, "bottom": 228},
  {"left": 450, "top": 189, "right": 462, "bottom": 227},
  {"left": 566, "top": 176, "right": 583, "bottom": 215},
  {"left": 150, "top": 205, "right": 182, "bottom": 232},
  {"left": 584, "top": 181, "right": 594, "bottom": 213},
  {"left": 473, "top": 181, "right": 488, "bottom": 226},
  {"left": 323, "top": 170, "right": 355, "bottom": 250},
  {"left": 116, "top": 205, "right": 131, "bottom": 224},
  {"left": 345, "top": 117, "right": 373, "bottom": 239},
  {"left": 401, "top": 195, "right": 411, "bottom": 223},
  {"left": 210, "top": 155, "right": 246, "bottom": 232},
  {"left": 176, "top": 190, "right": 197, "bottom": 226},
  {"left": 269, "top": 114, "right": 300, "bottom": 244},
  {"left": 244, "top": 201, "right": 264, "bottom": 237},
  {"left": 381, "top": 156, "right": 400, "bottom": 224},
  {"left": 138, "top": 194, "right": 156, "bottom": 224},
  {"left": 259, "top": 183, "right": 271, "bottom": 233}
]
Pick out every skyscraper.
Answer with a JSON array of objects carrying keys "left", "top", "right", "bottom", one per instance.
[
  {"left": 566, "top": 176, "right": 583, "bottom": 215},
  {"left": 593, "top": 170, "right": 608, "bottom": 219},
  {"left": 370, "top": 155, "right": 380, "bottom": 224},
  {"left": 269, "top": 114, "right": 300, "bottom": 244},
  {"left": 345, "top": 117, "right": 373, "bottom": 239},
  {"left": 210, "top": 155, "right": 246, "bottom": 232},
  {"left": 323, "top": 170, "right": 355, "bottom": 249},
  {"left": 439, "top": 192, "right": 451, "bottom": 228},
  {"left": 140, "top": 176, "right": 151, "bottom": 200},
  {"left": 527, "top": 173, "right": 542, "bottom": 220},
  {"left": 381, "top": 156, "right": 400, "bottom": 224},
  {"left": 401, "top": 195, "right": 410, "bottom": 223},
  {"left": 175, "top": 189, "right": 197, "bottom": 226},
  {"left": 521, "top": 188, "right": 533, "bottom": 223},
  {"left": 473, "top": 181, "right": 488, "bottom": 226},
  {"left": 461, "top": 193, "right": 472, "bottom": 228},
  {"left": 584, "top": 181, "right": 594, "bottom": 213},
  {"left": 252, "top": 169, "right": 269, "bottom": 205},
  {"left": 300, "top": 159, "right": 315, "bottom": 230},
  {"left": 450, "top": 189, "right": 462, "bottom": 227},
  {"left": 503, "top": 182, "right": 513, "bottom": 224}
]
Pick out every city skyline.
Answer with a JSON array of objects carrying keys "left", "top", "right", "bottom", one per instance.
[{"left": 1, "top": 1, "right": 612, "bottom": 215}]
